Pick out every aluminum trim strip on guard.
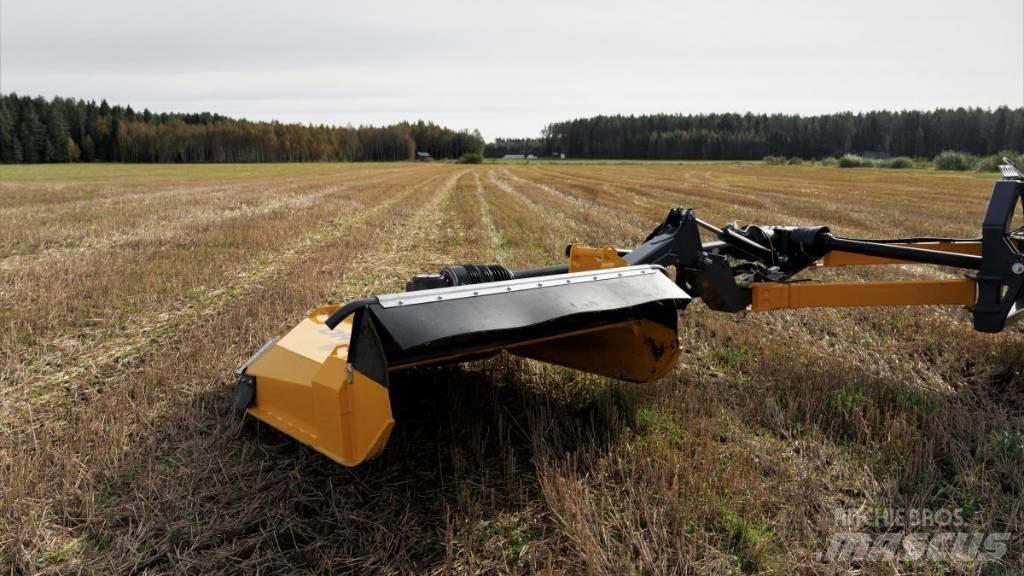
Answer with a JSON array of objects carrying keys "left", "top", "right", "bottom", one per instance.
[
  {"left": 999, "top": 161, "right": 1023, "bottom": 180},
  {"left": 376, "top": 265, "right": 668, "bottom": 308},
  {"left": 235, "top": 336, "right": 280, "bottom": 376}
]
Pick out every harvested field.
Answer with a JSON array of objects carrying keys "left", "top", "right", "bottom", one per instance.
[{"left": 1, "top": 162, "right": 1021, "bottom": 574}]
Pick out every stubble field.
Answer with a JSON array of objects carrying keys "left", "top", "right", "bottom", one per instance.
[{"left": 1, "top": 162, "right": 1021, "bottom": 575}]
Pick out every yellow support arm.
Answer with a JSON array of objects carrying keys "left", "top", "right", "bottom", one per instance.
[{"left": 750, "top": 279, "right": 977, "bottom": 311}]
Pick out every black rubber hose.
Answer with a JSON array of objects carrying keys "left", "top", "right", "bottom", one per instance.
[
  {"left": 512, "top": 264, "right": 570, "bottom": 279},
  {"left": 325, "top": 297, "right": 376, "bottom": 330},
  {"left": 719, "top": 227, "right": 773, "bottom": 260}
]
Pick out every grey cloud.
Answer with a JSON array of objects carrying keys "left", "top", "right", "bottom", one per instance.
[{"left": 2, "top": 0, "right": 1021, "bottom": 139}]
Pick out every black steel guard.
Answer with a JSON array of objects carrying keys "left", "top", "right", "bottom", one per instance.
[{"left": 973, "top": 177, "right": 1024, "bottom": 332}]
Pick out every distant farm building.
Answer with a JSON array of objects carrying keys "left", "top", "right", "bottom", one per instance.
[
  {"left": 502, "top": 154, "right": 537, "bottom": 160},
  {"left": 416, "top": 151, "right": 431, "bottom": 161}
]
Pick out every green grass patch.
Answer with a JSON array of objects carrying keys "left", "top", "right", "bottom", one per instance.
[
  {"left": 718, "top": 506, "right": 778, "bottom": 573},
  {"left": 711, "top": 343, "right": 748, "bottom": 373},
  {"left": 35, "top": 540, "right": 80, "bottom": 567},
  {"left": 474, "top": 516, "right": 541, "bottom": 565},
  {"left": 981, "top": 428, "right": 1023, "bottom": 462},
  {"left": 634, "top": 406, "right": 686, "bottom": 448}
]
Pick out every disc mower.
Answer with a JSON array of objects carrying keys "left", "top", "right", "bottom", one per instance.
[{"left": 234, "top": 162, "right": 1024, "bottom": 466}]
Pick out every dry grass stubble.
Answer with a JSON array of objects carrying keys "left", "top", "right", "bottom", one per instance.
[{"left": 1, "top": 162, "right": 1021, "bottom": 575}]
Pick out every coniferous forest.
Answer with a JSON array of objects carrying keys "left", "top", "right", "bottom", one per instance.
[
  {"left": 486, "top": 108, "right": 1024, "bottom": 160},
  {"left": 0, "top": 94, "right": 484, "bottom": 163},
  {"left": 3, "top": 94, "right": 1023, "bottom": 163}
]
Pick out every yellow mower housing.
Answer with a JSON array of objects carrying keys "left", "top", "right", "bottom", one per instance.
[{"left": 236, "top": 266, "right": 688, "bottom": 466}]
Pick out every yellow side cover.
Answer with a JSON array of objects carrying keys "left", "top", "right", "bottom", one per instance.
[{"left": 243, "top": 309, "right": 394, "bottom": 466}]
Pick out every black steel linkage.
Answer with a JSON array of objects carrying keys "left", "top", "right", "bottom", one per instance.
[{"left": 822, "top": 236, "right": 983, "bottom": 270}]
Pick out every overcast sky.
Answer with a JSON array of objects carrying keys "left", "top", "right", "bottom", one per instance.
[{"left": 2, "top": 0, "right": 1022, "bottom": 140}]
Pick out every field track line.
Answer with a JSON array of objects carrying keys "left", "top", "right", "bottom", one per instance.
[
  {"left": 1, "top": 169, "right": 460, "bottom": 567},
  {"left": 473, "top": 172, "right": 507, "bottom": 263},
  {"left": 540, "top": 165, "right": 899, "bottom": 233},
  {"left": 0, "top": 171, "right": 448, "bottom": 433},
  {"left": 325, "top": 169, "right": 471, "bottom": 301},
  {"left": 486, "top": 169, "right": 643, "bottom": 251},
  {"left": 495, "top": 168, "right": 648, "bottom": 236},
  {"left": 0, "top": 166, "right": 410, "bottom": 215},
  {"left": 0, "top": 181, "right": 240, "bottom": 216},
  {"left": 0, "top": 169, "right": 413, "bottom": 271},
  {"left": 0, "top": 184, "right": 347, "bottom": 272},
  {"left": 531, "top": 166, "right": 668, "bottom": 212},
  {"left": 529, "top": 165, "right": 829, "bottom": 227},
  {"left": 487, "top": 170, "right": 593, "bottom": 230}
]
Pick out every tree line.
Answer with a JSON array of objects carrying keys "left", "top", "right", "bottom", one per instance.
[
  {"left": 0, "top": 94, "right": 484, "bottom": 163},
  {"left": 485, "top": 108, "right": 1024, "bottom": 160}
]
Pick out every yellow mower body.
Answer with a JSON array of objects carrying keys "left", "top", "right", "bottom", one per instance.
[
  {"left": 236, "top": 264, "right": 685, "bottom": 467},
  {"left": 240, "top": 313, "right": 394, "bottom": 466}
]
